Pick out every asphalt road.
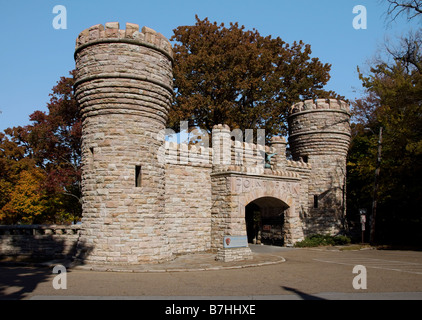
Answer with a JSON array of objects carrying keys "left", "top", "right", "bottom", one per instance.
[{"left": 1, "top": 246, "right": 422, "bottom": 300}]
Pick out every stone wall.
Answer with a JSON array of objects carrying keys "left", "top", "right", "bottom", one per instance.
[
  {"left": 165, "top": 163, "right": 212, "bottom": 254},
  {"left": 158, "top": 123, "right": 314, "bottom": 261},
  {"left": 0, "top": 225, "right": 83, "bottom": 260}
]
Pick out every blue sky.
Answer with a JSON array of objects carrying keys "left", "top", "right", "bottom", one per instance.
[{"left": 0, "top": 0, "right": 419, "bottom": 132}]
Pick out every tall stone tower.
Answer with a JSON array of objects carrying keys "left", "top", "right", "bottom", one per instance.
[
  {"left": 74, "top": 23, "right": 174, "bottom": 264},
  {"left": 288, "top": 99, "right": 351, "bottom": 235}
]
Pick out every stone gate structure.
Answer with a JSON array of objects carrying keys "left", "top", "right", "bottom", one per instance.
[{"left": 73, "top": 22, "right": 351, "bottom": 265}]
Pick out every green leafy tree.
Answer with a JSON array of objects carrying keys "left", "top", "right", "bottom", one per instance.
[
  {"left": 170, "top": 16, "right": 342, "bottom": 139},
  {"left": 348, "top": 30, "right": 422, "bottom": 245}
]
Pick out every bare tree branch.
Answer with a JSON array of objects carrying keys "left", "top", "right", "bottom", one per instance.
[
  {"left": 385, "top": 0, "right": 422, "bottom": 22},
  {"left": 384, "top": 30, "right": 422, "bottom": 73},
  {"left": 63, "top": 192, "right": 82, "bottom": 205}
]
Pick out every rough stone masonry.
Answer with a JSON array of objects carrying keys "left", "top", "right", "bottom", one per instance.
[{"left": 73, "top": 22, "right": 351, "bottom": 264}]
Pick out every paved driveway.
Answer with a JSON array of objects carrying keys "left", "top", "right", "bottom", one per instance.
[{"left": 1, "top": 246, "right": 422, "bottom": 300}]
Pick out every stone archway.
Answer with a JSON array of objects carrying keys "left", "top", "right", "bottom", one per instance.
[
  {"left": 212, "top": 172, "right": 305, "bottom": 261},
  {"left": 245, "top": 197, "right": 289, "bottom": 246}
]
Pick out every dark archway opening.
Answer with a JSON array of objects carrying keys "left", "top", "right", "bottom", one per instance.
[{"left": 245, "top": 197, "right": 288, "bottom": 247}]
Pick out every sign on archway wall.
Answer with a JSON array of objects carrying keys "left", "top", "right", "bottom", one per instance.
[{"left": 223, "top": 236, "right": 248, "bottom": 248}]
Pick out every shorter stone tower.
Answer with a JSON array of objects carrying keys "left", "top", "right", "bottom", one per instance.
[
  {"left": 288, "top": 99, "right": 351, "bottom": 235},
  {"left": 74, "top": 22, "right": 174, "bottom": 264}
]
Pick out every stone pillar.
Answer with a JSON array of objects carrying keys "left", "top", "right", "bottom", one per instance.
[
  {"left": 74, "top": 22, "right": 174, "bottom": 264},
  {"left": 288, "top": 99, "right": 351, "bottom": 235},
  {"left": 212, "top": 124, "right": 231, "bottom": 168},
  {"left": 270, "top": 136, "right": 287, "bottom": 169},
  {"left": 211, "top": 173, "right": 253, "bottom": 262}
]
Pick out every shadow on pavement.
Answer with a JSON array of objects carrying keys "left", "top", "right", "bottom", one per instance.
[
  {"left": 281, "top": 286, "right": 326, "bottom": 300},
  {"left": 0, "top": 266, "right": 53, "bottom": 300},
  {"left": 0, "top": 230, "right": 93, "bottom": 300}
]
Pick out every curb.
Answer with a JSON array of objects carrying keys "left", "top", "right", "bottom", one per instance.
[{"left": 72, "top": 255, "right": 286, "bottom": 273}]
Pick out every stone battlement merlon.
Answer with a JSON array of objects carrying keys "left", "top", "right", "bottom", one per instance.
[
  {"left": 212, "top": 124, "right": 231, "bottom": 131},
  {"left": 286, "top": 159, "right": 312, "bottom": 170},
  {"left": 289, "top": 99, "right": 350, "bottom": 115},
  {"left": 211, "top": 123, "right": 276, "bottom": 153},
  {"left": 74, "top": 22, "right": 173, "bottom": 62}
]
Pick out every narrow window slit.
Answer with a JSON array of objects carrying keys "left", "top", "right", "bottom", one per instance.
[
  {"left": 314, "top": 195, "right": 319, "bottom": 209},
  {"left": 135, "top": 166, "right": 142, "bottom": 187}
]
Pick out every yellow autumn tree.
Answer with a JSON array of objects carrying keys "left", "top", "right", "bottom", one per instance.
[{"left": 0, "top": 169, "right": 47, "bottom": 224}]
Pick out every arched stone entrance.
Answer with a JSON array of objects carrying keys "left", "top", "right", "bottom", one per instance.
[
  {"left": 212, "top": 172, "right": 305, "bottom": 262},
  {"left": 245, "top": 197, "right": 289, "bottom": 246}
]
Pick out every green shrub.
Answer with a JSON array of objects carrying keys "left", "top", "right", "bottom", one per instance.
[
  {"left": 332, "top": 235, "right": 352, "bottom": 246},
  {"left": 294, "top": 234, "right": 351, "bottom": 248}
]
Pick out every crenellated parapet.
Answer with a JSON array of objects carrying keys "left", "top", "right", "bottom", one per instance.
[
  {"left": 289, "top": 99, "right": 350, "bottom": 115},
  {"left": 212, "top": 165, "right": 302, "bottom": 179},
  {"left": 75, "top": 22, "right": 173, "bottom": 61},
  {"left": 288, "top": 99, "right": 351, "bottom": 158},
  {"left": 164, "top": 141, "right": 213, "bottom": 167},
  {"left": 286, "top": 159, "right": 312, "bottom": 170},
  {"left": 74, "top": 22, "right": 174, "bottom": 124},
  {"left": 161, "top": 123, "right": 311, "bottom": 178}
]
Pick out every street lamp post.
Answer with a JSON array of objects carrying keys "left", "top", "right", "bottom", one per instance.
[
  {"left": 359, "top": 209, "right": 367, "bottom": 244},
  {"left": 370, "top": 127, "right": 383, "bottom": 244}
]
